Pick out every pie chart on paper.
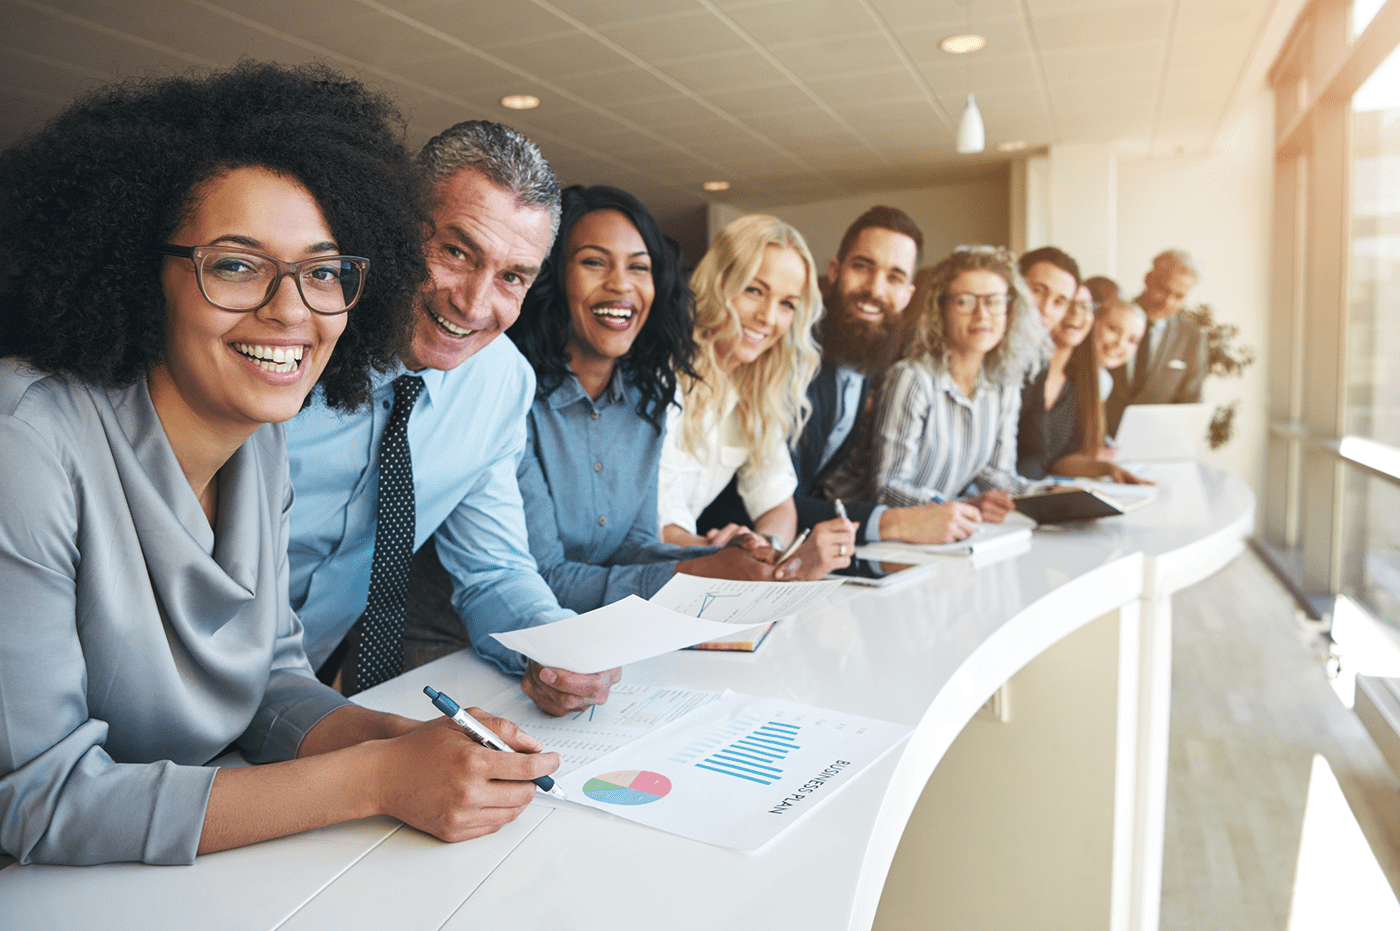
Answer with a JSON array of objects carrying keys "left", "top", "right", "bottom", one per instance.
[{"left": 582, "top": 770, "right": 672, "bottom": 806}]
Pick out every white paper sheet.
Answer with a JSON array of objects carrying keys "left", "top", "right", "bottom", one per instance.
[
  {"left": 489, "top": 595, "right": 764, "bottom": 673},
  {"left": 554, "top": 691, "right": 911, "bottom": 851},
  {"left": 857, "top": 518, "right": 1033, "bottom": 559},
  {"left": 648, "top": 575, "right": 844, "bottom": 625},
  {"left": 484, "top": 683, "right": 722, "bottom": 774}
]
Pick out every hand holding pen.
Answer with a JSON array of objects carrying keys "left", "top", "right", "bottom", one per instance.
[
  {"left": 774, "top": 501, "right": 858, "bottom": 581},
  {"left": 425, "top": 686, "right": 567, "bottom": 799}
]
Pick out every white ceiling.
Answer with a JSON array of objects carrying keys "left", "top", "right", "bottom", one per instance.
[{"left": 0, "top": 0, "right": 1298, "bottom": 233}]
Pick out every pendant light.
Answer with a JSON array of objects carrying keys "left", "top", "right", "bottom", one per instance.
[{"left": 957, "top": 93, "right": 985, "bottom": 154}]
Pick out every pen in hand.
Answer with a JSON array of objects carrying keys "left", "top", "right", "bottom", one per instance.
[
  {"left": 423, "top": 686, "right": 567, "bottom": 800},
  {"left": 775, "top": 528, "right": 811, "bottom": 567}
]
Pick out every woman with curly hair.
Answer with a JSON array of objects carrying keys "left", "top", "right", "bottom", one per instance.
[
  {"left": 0, "top": 63, "right": 556, "bottom": 867},
  {"left": 508, "top": 186, "right": 793, "bottom": 612},
  {"left": 868, "top": 246, "right": 1047, "bottom": 522},
  {"left": 657, "top": 214, "right": 854, "bottom": 579}
]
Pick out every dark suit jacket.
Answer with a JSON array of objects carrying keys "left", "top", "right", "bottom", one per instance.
[
  {"left": 1105, "top": 312, "right": 1207, "bottom": 436},
  {"left": 697, "top": 360, "right": 880, "bottom": 542}
]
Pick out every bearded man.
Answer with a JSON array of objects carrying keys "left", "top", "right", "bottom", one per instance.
[{"left": 701, "top": 207, "right": 986, "bottom": 545}]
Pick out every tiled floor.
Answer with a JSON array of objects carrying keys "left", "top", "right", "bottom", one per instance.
[{"left": 1160, "top": 549, "right": 1400, "bottom": 928}]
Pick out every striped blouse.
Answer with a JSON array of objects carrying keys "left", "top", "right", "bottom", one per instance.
[{"left": 870, "top": 358, "right": 1032, "bottom": 507}]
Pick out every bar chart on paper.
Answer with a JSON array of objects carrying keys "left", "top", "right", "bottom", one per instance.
[{"left": 687, "top": 717, "right": 801, "bottom": 786}]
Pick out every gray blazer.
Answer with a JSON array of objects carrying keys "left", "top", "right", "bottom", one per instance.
[
  {"left": 0, "top": 359, "right": 347, "bottom": 866},
  {"left": 1105, "top": 312, "right": 1207, "bottom": 435}
]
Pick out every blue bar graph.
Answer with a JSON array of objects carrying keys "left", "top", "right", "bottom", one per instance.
[{"left": 696, "top": 720, "right": 802, "bottom": 785}]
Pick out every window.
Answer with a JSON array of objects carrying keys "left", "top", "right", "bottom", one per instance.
[{"left": 1262, "top": 0, "right": 1400, "bottom": 628}]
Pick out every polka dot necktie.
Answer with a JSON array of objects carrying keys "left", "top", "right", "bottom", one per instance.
[{"left": 357, "top": 374, "right": 424, "bottom": 692}]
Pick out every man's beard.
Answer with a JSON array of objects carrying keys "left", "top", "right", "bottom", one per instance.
[{"left": 820, "top": 289, "right": 904, "bottom": 376}]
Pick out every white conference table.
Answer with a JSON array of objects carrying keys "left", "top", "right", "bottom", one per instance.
[{"left": 0, "top": 461, "right": 1253, "bottom": 931}]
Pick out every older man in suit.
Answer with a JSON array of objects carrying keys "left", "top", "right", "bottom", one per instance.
[{"left": 1105, "top": 249, "right": 1206, "bottom": 436}]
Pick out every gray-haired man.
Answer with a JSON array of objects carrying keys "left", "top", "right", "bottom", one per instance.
[
  {"left": 287, "top": 121, "right": 617, "bottom": 715},
  {"left": 1105, "top": 249, "right": 1207, "bottom": 435}
]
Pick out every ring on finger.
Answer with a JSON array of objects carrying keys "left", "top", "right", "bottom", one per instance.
[{"left": 838, "top": 543, "right": 847, "bottom": 557}]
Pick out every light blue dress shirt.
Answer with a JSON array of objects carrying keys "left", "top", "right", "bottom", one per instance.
[
  {"left": 518, "top": 369, "right": 701, "bottom": 612},
  {"left": 287, "top": 337, "right": 572, "bottom": 675}
]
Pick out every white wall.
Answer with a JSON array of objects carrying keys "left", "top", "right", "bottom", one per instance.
[
  {"left": 1047, "top": 143, "right": 1118, "bottom": 277},
  {"left": 1116, "top": 86, "right": 1275, "bottom": 493},
  {"left": 708, "top": 171, "right": 1011, "bottom": 269}
]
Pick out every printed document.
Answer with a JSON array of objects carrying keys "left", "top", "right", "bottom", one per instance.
[
  {"left": 553, "top": 691, "right": 911, "bottom": 851},
  {"left": 649, "top": 575, "right": 844, "bottom": 625}
]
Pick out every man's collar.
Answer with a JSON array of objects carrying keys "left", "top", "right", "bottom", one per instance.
[{"left": 385, "top": 358, "right": 451, "bottom": 404}]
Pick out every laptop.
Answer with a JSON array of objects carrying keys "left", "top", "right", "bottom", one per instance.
[{"left": 1113, "top": 403, "right": 1213, "bottom": 461}]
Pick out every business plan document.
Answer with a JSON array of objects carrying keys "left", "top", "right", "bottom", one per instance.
[{"left": 552, "top": 691, "right": 911, "bottom": 851}]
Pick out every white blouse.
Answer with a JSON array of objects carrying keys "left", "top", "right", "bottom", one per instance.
[{"left": 657, "top": 387, "right": 797, "bottom": 535}]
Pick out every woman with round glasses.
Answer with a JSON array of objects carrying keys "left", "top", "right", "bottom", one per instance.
[
  {"left": 867, "top": 246, "right": 1046, "bottom": 519},
  {"left": 0, "top": 63, "right": 555, "bottom": 867}
]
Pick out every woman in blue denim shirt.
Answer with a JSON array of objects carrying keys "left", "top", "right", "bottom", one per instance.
[{"left": 508, "top": 185, "right": 790, "bottom": 613}]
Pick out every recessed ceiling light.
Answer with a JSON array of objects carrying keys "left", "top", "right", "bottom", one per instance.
[
  {"left": 702, "top": 180, "right": 730, "bottom": 192},
  {"left": 940, "top": 34, "right": 987, "bottom": 54},
  {"left": 996, "top": 140, "right": 1028, "bottom": 152},
  {"left": 500, "top": 94, "right": 540, "bottom": 110}
]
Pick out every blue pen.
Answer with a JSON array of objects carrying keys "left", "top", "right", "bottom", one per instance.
[{"left": 423, "top": 686, "right": 566, "bottom": 800}]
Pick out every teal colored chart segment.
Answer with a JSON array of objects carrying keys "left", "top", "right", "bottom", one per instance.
[{"left": 582, "top": 770, "right": 672, "bottom": 806}]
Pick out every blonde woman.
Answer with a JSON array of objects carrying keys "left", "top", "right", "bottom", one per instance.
[
  {"left": 869, "top": 246, "right": 1047, "bottom": 522},
  {"left": 658, "top": 215, "right": 854, "bottom": 579}
]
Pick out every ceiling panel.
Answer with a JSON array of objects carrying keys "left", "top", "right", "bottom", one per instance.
[
  {"left": 703, "top": 82, "right": 817, "bottom": 116},
  {"left": 598, "top": 10, "right": 752, "bottom": 60},
  {"left": 652, "top": 48, "right": 791, "bottom": 93},
  {"left": 721, "top": 0, "right": 874, "bottom": 46},
  {"left": 1038, "top": 40, "right": 1162, "bottom": 82},
  {"left": 387, "top": 0, "right": 575, "bottom": 48},
  {"left": 804, "top": 66, "right": 922, "bottom": 106},
  {"left": 486, "top": 32, "right": 628, "bottom": 79},
  {"left": 1031, "top": 3, "right": 1174, "bottom": 51},
  {"left": 872, "top": 0, "right": 1025, "bottom": 29},
  {"left": 389, "top": 50, "right": 539, "bottom": 100},
  {"left": 603, "top": 93, "right": 722, "bottom": 127},
  {"left": 528, "top": 0, "right": 703, "bottom": 29},
  {"left": 768, "top": 33, "right": 904, "bottom": 82}
]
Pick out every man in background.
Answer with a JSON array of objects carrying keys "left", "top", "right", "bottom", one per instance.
[{"left": 1105, "top": 249, "right": 1206, "bottom": 435}]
